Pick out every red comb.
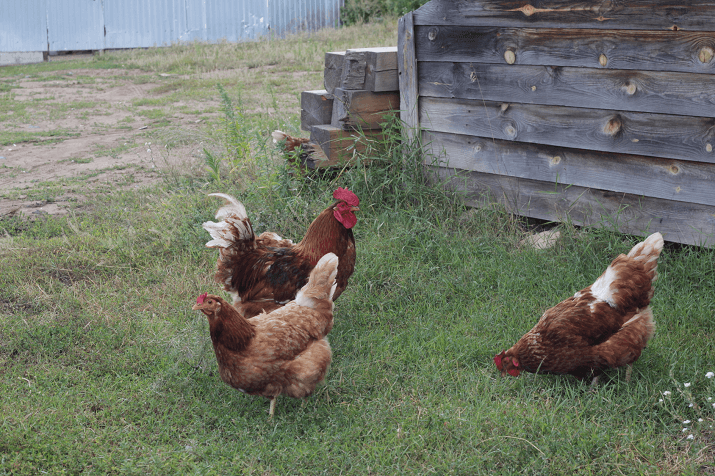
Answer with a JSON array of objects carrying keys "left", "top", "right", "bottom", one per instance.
[
  {"left": 333, "top": 187, "right": 359, "bottom": 207},
  {"left": 196, "top": 292, "right": 208, "bottom": 304},
  {"left": 494, "top": 352, "right": 503, "bottom": 370}
]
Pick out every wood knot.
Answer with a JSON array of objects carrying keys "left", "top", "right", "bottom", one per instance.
[
  {"left": 428, "top": 28, "right": 438, "bottom": 41},
  {"left": 504, "top": 49, "right": 516, "bottom": 65},
  {"left": 550, "top": 156, "right": 561, "bottom": 165},
  {"left": 500, "top": 103, "right": 509, "bottom": 113},
  {"left": 603, "top": 116, "right": 622, "bottom": 136},
  {"left": 470, "top": 71, "right": 477, "bottom": 83},
  {"left": 707, "top": 143, "right": 713, "bottom": 153},
  {"left": 671, "top": 25, "right": 679, "bottom": 31},
  {"left": 622, "top": 81, "right": 637, "bottom": 95},
  {"left": 598, "top": 54, "right": 608, "bottom": 67},
  {"left": 669, "top": 165, "right": 680, "bottom": 175},
  {"left": 520, "top": 4, "right": 536, "bottom": 16},
  {"left": 699, "top": 46, "right": 714, "bottom": 64},
  {"left": 504, "top": 123, "right": 517, "bottom": 138},
  {"left": 675, "top": 186, "right": 682, "bottom": 193},
  {"left": 531, "top": 85, "right": 536, "bottom": 91}
]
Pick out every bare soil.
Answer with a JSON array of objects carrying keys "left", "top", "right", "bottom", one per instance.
[{"left": 1, "top": 60, "right": 215, "bottom": 218}]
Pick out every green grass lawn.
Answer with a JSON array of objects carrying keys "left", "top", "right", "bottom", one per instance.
[{"left": 1, "top": 21, "right": 715, "bottom": 476}]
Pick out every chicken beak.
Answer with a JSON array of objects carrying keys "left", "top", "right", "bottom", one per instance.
[
  {"left": 350, "top": 206, "right": 359, "bottom": 212},
  {"left": 192, "top": 303, "right": 204, "bottom": 311}
]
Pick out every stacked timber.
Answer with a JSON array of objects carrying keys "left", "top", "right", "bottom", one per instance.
[
  {"left": 297, "top": 46, "right": 399, "bottom": 169},
  {"left": 398, "top": 0, "right": 715, "bottom": 247}
]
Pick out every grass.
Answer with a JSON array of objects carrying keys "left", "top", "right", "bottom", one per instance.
[{"left": 2, "top": 20, "right": 715, "bottom": 476}]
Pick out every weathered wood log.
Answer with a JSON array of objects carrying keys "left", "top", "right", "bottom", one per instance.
[
  {"left": 324, "top": 47, "right": 399, "bottom": 94},
  {"left": 412, "top": 0, "right": 715, "bottom": 31},
  {"left": 419, "top": 96, "right": 715, "bottom": 164},
  {"left": 330, "top": 88, "right": 399, "bottom": 130},
  {"left": 310, "top": 124, "right": 384, "bottom": 165},
  {"left": 414, "top": 26, "right": 715, "bottom": 75},
  {"left": 430, "top": 166, "right": 715, "bottom": 247},
  {"left": 300, "top": 90, "right": 334, "bottom": 132},
  {"left": 423, "top": 130, "right": 715, "bottom": 207},
  {"left": 418, "top": 61, "right": 715, "bottom": 118}
]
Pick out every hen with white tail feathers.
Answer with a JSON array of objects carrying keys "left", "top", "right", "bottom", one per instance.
[{"left": 495, "top": 232, "right": 664, "bottom": 384}]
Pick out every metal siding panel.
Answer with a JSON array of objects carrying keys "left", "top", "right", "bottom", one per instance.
[
  {"left": 47, "top": 0, "right": 103, "bottom": 51},
  {"left": 0, "top": 0, "right": 47, "bottom": 51},
  {"left": 2, "top": 0, "right": 342, "bottom": 53}
]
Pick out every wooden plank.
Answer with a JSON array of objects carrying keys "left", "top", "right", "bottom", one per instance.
[
  {"left": 324, "top": 51, "right": 345, "bottom": 95},
  {"left": 330, "top": 88, "right": 399, "bottom": 130},
  {"left": 310, "top": 125, "right": 384, "bottom": 165},
  {"left": 398, "top": 12, "right": 419, "bottom": 143},
  {"left": 413, "top": 0, "right": 715, "bottom": 32},
  {"left": 414, "top": 26, "right": 715, "bottom": 75},
  {"left": 300, "top": 90, "right": 333, "bottom": 132},
  {"left": 418, "top": 62, "right": 715, "bottom": 119},
  {"left": 419, "top": 96, "right": 715, "bottom": 165},
  {"left": 430, "top": 166, "right": 715, "bottom": 247},
  {"left": 424, "top": 130, "right": 715, "bottom": 207}
]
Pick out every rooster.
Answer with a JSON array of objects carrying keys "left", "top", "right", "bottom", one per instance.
[
  {"left": 495, "top": 232, "right": 663, "bottom": 385},
  {"left": 201, "top": 187, "right": 358, "bottom": 319},
  {"left": 193, "top": 253, "right": 339, "bottom": 417}
]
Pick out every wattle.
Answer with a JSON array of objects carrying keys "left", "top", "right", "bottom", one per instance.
[{"left": 334, "top": 210, "right": 357, "bottom": 229}]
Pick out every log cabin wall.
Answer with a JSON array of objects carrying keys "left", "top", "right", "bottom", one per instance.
[{"left": 397, "top": 0, "right": 715, "bottom": 246}]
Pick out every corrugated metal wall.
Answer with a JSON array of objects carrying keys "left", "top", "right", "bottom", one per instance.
[{"left": 0, "top": 0, "right": 342, "bottom": 53}]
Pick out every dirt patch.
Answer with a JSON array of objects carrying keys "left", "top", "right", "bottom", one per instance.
[{"left": 1, "top": 61, "right": 216, "bottom": 218}]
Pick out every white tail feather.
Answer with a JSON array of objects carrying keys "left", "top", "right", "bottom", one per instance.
[
  {"left": 295, "top": 253, "right": 339, "bottom": 309},
  {"left": 208, "top": 193, "right": 248, "bottom": 221}
]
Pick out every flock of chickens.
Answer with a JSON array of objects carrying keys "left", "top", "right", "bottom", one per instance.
[{"left": 194, "top": 180, "right": 664, "bottom": 417}]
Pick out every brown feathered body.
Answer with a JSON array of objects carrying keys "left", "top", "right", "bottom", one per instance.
[
  {"left": 202, "top": 190, "right": 358, "bottom": 318},
  {"left": 192, "top": 253, "right": 338, "bottom": 411},
  {"left": 271, "top": 130, "right": 322, "bottom": 167},
  {"left": 495, "top": 232, "right": 663, "bottom": 380}
]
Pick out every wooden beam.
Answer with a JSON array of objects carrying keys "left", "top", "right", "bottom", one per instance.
[
  {"left": 331, "top": 88, "right": 399, "bottom": 130},
  {"left": 424, "top": 130, "right": 715, "bottom": 207},
  {"left": 324, "top": 51, "right": 346, "bottom": 95},
  {"left": 341, "top": 47, "right": 398, "bottom": 92},
  {"left": 324, "top": 47, "right": 399, "bottom": 94},
  {"left": 430, "top": 166, "right": 715, "bottom": 247},
  {"left": 300, "top": 90, "right": 333, "bottom": 132},
  {"left": 398, "top": 12, "right": 419, "bottom": 143},
  {"left": 418, "top": 61, "right": 715, "bottom": 119},
  {"left": 412, "top": 0, "right": 715, "bottom": 32},
  {"left": 414, "top": 26, "right": 715, "bottom": 75},
  {"left": 419, "top": 96, "right": 715, "bottom": 165}
]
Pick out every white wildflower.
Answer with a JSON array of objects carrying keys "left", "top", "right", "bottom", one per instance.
[
  {"left": 706, "top": 372, "right": 714, "bottom": 378},
  {"left": 684, "top": 382, "right": 691, "bottom": 387},
  {"left": 658, "top": 399, "right": 663, "bottom": 403},
  {"left": 663, "top": 391, "right": 672, "bottom": 396},
  {"left": 687, "top": 434, "right": 694, "bottom": 440},
  {"left": 689, "top": 403, "right": 694, "bottom": 407},
  {"left": 683, "top": 420, "right": 691, "bottom": 424},
  {"left": 709, "top": 397, "right": 713, "bottom": 401},
  {"left": 682, "top": 428, "right": 688, "bottom": 432},
  {"left": 698, "top": 418, "right": 703, "bottom": 422}
]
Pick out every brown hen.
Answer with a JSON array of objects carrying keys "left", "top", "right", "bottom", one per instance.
[
  {"left": 495, "top": 232, "right": 663, "bottom": 385},
  {"left": 201, "top": 188, "right": 358, "bottom": 318},
  {"left": 192, "top": 252, "right": 339, "bottom": 417}
]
